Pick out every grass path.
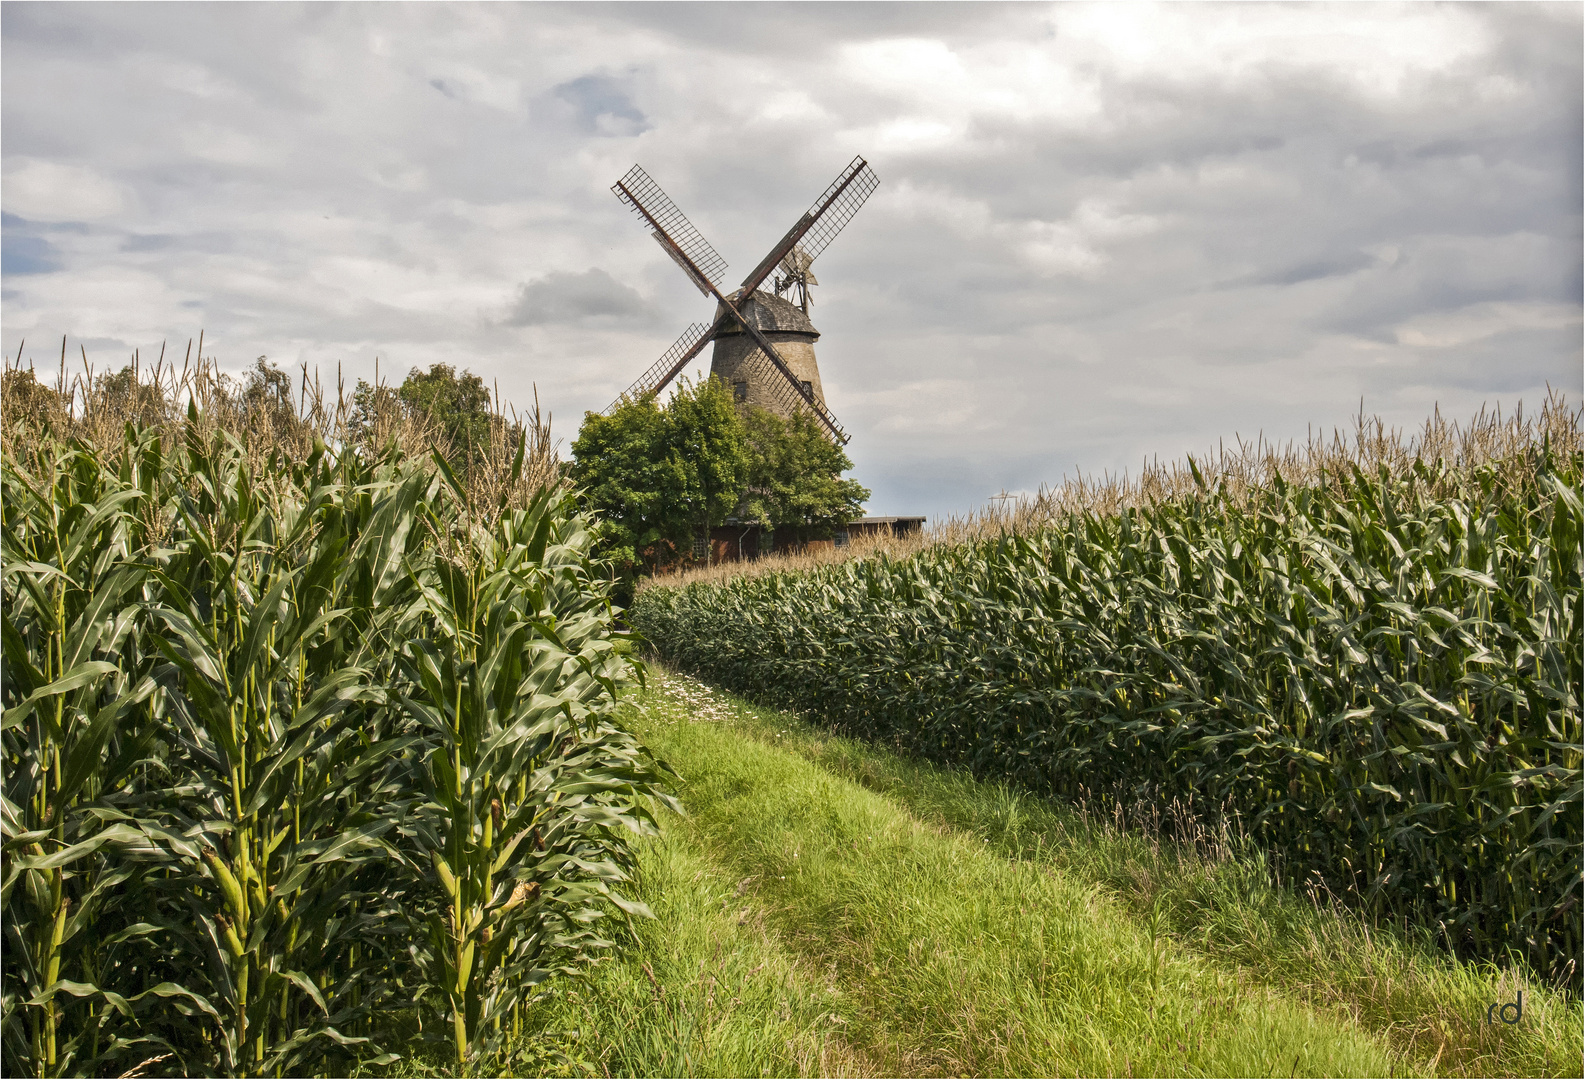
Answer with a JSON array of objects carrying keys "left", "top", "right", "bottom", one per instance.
[{"left": 511, "top": 670, "right": 1580, "bottom": 1078}]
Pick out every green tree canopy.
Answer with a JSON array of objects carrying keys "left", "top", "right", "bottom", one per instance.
[
  {"left": 737, "top": 406, "right": 869, "bottom": 537},
  {"left": 571, "top": 379, "right": 868, "bottom": 580},
  {"left": 398, "top": 363, "right": 492, "bottom": 460},
  {"left": 570, "top": 377, "right": 749, "bottom": 576},
  {"left": 350, "top": 363, "right": 496, "bottom": 472},
  {"left": 568, "top": 395, "right": 691, "bottom": 574},
  {"left": 668, "top": 376, "right": 750, "bottom": 542}
]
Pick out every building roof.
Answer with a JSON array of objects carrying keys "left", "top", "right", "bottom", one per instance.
[
  {"left": 720, "top": 516, "right": 926, "bottom": 527},
  {"left": 715, "top": 290, "right": 819, "bottom": 337}
]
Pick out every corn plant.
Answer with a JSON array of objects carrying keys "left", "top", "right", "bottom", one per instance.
[
  {"left": 633, "top": 432, "right": 1583, "bottom": 988},
  {"left": 385, "top": 458, "right": 670, "bottom": 1063},
  {"left": 2, "top": 435, "right": 162, "bottom": 1076},
  {"left": 2, "top": 418, "right": 670, "bottom": 1077}
]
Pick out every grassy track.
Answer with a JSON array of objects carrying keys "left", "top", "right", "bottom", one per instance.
[
  {"left": 495, "top": 669, "right": 1581, "bottom": 1078},
  {"left": 512, "top": 831, "right": 875, "bottom": 1078}
]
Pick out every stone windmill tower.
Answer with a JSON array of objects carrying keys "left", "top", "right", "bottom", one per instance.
[
  {"left": 603, "top": 157, "right": 879, "bottom": 442},
  {"left": 708, "top": 290, "right": 824, "bottom": 416}
]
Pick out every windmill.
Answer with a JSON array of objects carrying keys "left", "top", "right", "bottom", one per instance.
[{"left": 604, "top": 156, "right": 879, "bottom": 444}]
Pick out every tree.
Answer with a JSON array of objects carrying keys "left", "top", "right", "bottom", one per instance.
[
  {"left": 347, "top": 379, "right": 399, "bottom": 447},
  {"left": 667, "top": 376, "right": 749, "bottom": 549},
  {"left": 571, "top": 379, "right": 870, "bottom": 585},
  {"left": 349, "top": 363, "right": 496, "bottom": 472},
  {"left": 239, "top": 356, "right": 305, "bottom": 440},
  {"left": 398, "top": 363, "right": 493, "bottom": 466},
  {"left": 569, "top": 396, "right": 690, "bottom": 575},
  {"left": 737, "top": 406, "right": 869, "bottom": 540},
  {"left": 241, "top": 356, "right": 294, "bottom": 419},
  {"left": 569, "top": 377, "right": 748, "bottom": 578}
]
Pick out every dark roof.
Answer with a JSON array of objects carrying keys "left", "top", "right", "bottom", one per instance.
[
  {"left": 715, "top": 290, "right": 819, "bottom": 337},
  {"left": 718, "top": 516, "right": 926, "bottom": 527}
]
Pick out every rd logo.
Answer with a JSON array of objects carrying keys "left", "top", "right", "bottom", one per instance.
[{"left": 1487, "top": 990, "right": 1523, "bottom": 1025}]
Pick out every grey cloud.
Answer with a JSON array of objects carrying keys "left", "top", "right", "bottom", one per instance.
[
  {"left": 505, "top": 269, "right": 654, "bottom": 327},
  {"left": 551, "top": 74, "right": 648, "bottom": 137},
  {"left": 3, "top": 216, "right": 94, "bottom": 236},
  {"left": 120, "top": 234, "right": 178, "bottom": 253},
  {"left": 2, "top": 215, "right": 61, "bottom": 275},
  {"left": 1249, "top": 252, "right": 1378, "bottom": 288},
  {"left": 118, "top": 232, "right": 233, "bottom": 255},
  {"left": 1, "top": 2, "right": 1578, "bottom": 522}
]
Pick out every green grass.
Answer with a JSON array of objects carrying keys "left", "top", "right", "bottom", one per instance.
[
  {"left": 380, "top": 829, "right": 862, "bottom": 1078},
  {"left": 519, "top": 831, "right": 871, "bottom": 1078},
  {"left": 618, "top": 674, "right": 1394, "bottom": 1077},
  {"left": 671, "top": 677, "right": 1581, "bottom": 1078},
  {"left": 393, "top": 668, "right": 1582, "bottom": 1077}
]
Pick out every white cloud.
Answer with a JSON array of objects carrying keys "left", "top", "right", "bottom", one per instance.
[
  {"left": 1055, "top": 4, "right": 1489, "bottom": 96},
  {"left": 1394, "top": 302, "right": 1582, "bottom": 350},
  {"left": 0, "top": 2, "right": 1578, "bottom": 520},
  {"left": 3, "top": 159, "right": 127, "bottom": 222}
]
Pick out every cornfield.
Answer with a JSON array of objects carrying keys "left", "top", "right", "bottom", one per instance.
[
  {"left": 1, "top": 353, "right": 671, "bottom": 1077},
  {"left": 633, "top": 398, "right": 1583, "bottom": 989}
]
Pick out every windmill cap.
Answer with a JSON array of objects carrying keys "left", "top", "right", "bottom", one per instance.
[{"left": 716, "top": 290, "right": 819, "bottom": 338}]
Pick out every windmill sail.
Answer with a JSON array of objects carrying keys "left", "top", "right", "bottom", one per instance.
[
  {"left": 787, "top": 156, "right": 880, "bottom": 265},
  {"left": 612, "top": 165, "right": 729, "bottom": 290},
  {"left": 737, "top": 156, "right": 879, "bottom": 297},
  {"left": 604, "top": 319, "right": 720, "bottom": 413},
  {"left": 732, "top": 344, "right": 849, "bottom": 444},
  {"left": 654, "top": 232, "right": 714, "bottom": 297},
  {"left": 605, "top": 158, "right": 874, "bottom": 445}
]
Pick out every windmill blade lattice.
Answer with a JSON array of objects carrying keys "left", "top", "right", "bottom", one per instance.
[
  {"left": 738, "top": 156, "right": 879, "bottom": 295},
  {"left": 613, "top": 165, "right": 729, "bottom": 294},
  {"left": 792, "top": 156, "right": 880, "bottom": 265},
  {"left": 733, "top": 345, "right": 849, "bottom": 443},
  {"left": 605, "top": 320, "right": 717, "bottom": 414},
  {"left": 603, "top": 157, "right": 875, "bottom": 445}
]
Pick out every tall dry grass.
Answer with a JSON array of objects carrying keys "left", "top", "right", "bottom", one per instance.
[
  {"left": 1, "top": 334, "right": 561, "bottom": 513},
  {"left": 655, "top": 391, "right": 1581, "bottom": 591}
]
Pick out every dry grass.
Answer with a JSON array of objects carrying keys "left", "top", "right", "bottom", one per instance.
[
  {"left": 1, "top": 334, "right": 561, "bottom": 511},
  {"left": 653, "top": 390, "right": 1582, "bottom": 591}
]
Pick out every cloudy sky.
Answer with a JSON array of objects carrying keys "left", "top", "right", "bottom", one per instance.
[{"left": 4, "top": 2, "right": 1580, "bottom": 518}]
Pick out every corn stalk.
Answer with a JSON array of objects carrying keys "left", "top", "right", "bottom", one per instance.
[
  {"left": 2, "top": 418, "right": 671, "bottom": 1077},
  {"left": 634, "top": 435, "right": 1583, "bottom": 987}
]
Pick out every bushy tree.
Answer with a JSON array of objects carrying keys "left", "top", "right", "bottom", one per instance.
[
  {"left": 348, "top": 379, "right": 399, "bottom": 445},
  {"left": 571, "top": 379, "right": 870, "bottom": 587},
  {"left": 737, "top": 406, "right": 869, "bottom": 541},
  {"left": 569, "top": 396, "right": 691, "bottom": 575},
  {"left": 398, "top": 363, "right": 492, "bottom": 458},
  {"left": 238, "top": 356, "right": 306, "bottom": 440},
  {"left": 241, "top": 356, "right": 294, "bottom": 417},
  {"left": 349, "top": 363, "right": 496, "bottom": 472},
  {"left": 668, "top": 376, "right": 750, "bottom": 546},
  {"left": 571, "top": 378, "right": 748, "bottom": 578}
]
